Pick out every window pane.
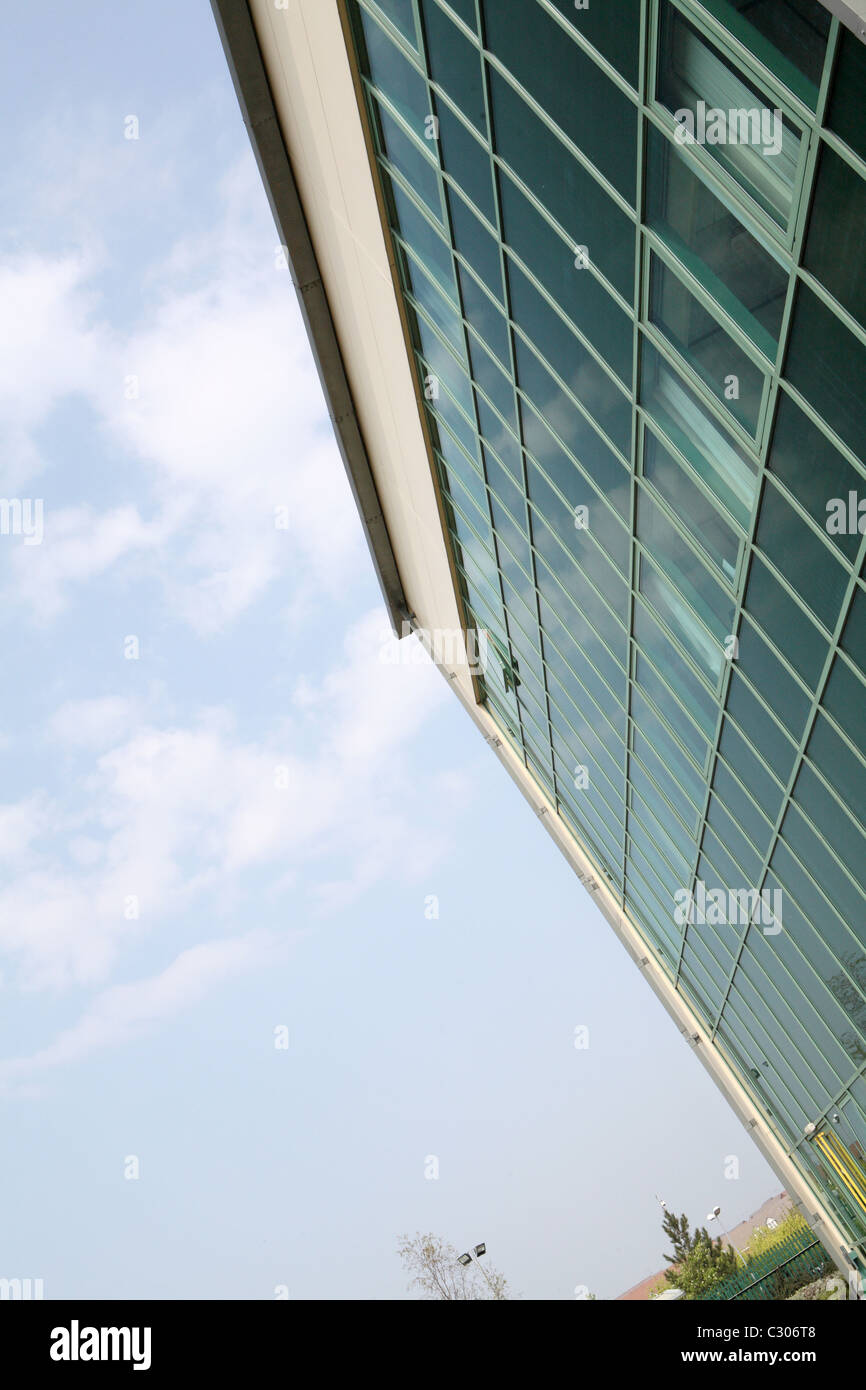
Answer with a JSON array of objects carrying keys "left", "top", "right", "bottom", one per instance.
[
  {"left": 823, "top": 656, "right": 866, "bottom": 764},
  {"left": 361, "top": 9, "right": 429, "bottom": 128},
  {"left": 548, "top": 0, "right": 641, "bottom": 86},
  {"left": 436, "top": 98, "right": 497, "bottom": 224},
  {"left": 633, "top": 598, "right": 718, "bottom": 736},
  {"left": 767, "top": 389, "right": 862, "bottom": 568},
  {"left": 500, "top": 174, "right": 633, "bottom": 382},
  {"left": 735, "top": 617, "right": 810, "bottom": 741},
  {"left": 804, "top": 144, "right": 866, "bottom": 333},
  {"left": 637, "top": 491, "right": 736, "bottom": 644},
  {"left": 646, "top": 126, "right": 787, "bottom": 353},
  {"left": 389, "top": 179, "right": 454, "bottom": 296},
  {"left": 634, "top": 649, "right": 711, "bottom": 768},
  {"left": 643, "top": 427, "right": 739, "bottom": 582},
  {"left": 840, "top": 585, "right": 866, "bottom": 678},
  {"left": 649, "top": 253, "right": 767, "bottom": 436},
  {"left": 508, "top": 261, "right": 631, "bottom": 457},
  {"left": 468, "top": 329, "right": 515, "bottom": 424},
  {"left": 827, "top": 26, "right": 866, "bottom": 165},
  {"left": 755, "top": 480, "right": 848, "bottom": 633},
  {"left": 375, "top": 102, "right": 442, "bottom": 219},
  {"left": 725, "top": 669, "right": 797, "bottom": 787},
  {"left": 744, "top": 553, "right": 828, "bottom": 689},
  {"left": 372, "top": 0, "right": 418, "bottom": 46},
  {"left": 517, "top": 352, "right": 632, "bottom": 521},
  {"left": 448, "top": 184, "right": 501, "bottom": 298},
  {"left": 639, "top": 551, "right": 726, "bottom": 683},
  {"left": 458, "top": 263, "right": 509, "bottom": 361},
  {"left": 719, "top": 716, "right": 785, "bottom": 823},
  {"left": 483, "top": 0, "right": 638, "bottom": 203},
  {"left": 640, "top": 338, "right": 759, "bottom": 529},
  {"left": 657, "top": 0, "right": 803, "bottom": 228},
  {"left": 807, "top": 713, "right": 866, "bottom": 834},
  {"left": 698, "top": 0, "right": 829, "bottom": 107},
  {"left": 785, "top": 284, "right": 866, "bottom": 465},
  {"left": 421, "top": 0, "right": 487, "bottom": 134},
  {"left": 489, "top": 69, "right": 635, "bottom": 302}
]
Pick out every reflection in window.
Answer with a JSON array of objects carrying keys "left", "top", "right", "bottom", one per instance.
[
  {"left": 699, "top": 0, "right": 828, "bottom": 106},
  {"left": 657, "top": 1, "right": 802, "bottom": 228},
  {"left": 643, "top": 427, "right": 739, "bottom": 583},
  {"left": 646, "top": 126, "right": 787, "bottom": 353},
  {"left": 640, "top": 338, "right": 758, "bottom": 529},
  {"left": 639, "top": 551, "right": 725, "bottom": 683},
  {"left": 649, "top": 253, "right": 767, "bottom": 435}
]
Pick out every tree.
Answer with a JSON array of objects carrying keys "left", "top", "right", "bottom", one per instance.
[
  {"left": 397, "top": 1232, "right": 509, "bottom": 1300},
  {"left": 660, "top": 1211, "right": 737, "bottom": 1300},
  {"left": 667, "top": 1235, "right": 738, "bottom": 1300}
]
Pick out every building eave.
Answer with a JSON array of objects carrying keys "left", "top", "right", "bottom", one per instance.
[{"left": 209, "top": 0, "right": 409, "bottom": 634}]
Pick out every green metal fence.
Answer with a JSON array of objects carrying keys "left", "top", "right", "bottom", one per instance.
[{"left": 704, "top": 1228, "right": 833, "bottom": 1301}]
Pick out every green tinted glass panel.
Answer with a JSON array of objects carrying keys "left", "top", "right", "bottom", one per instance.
[
  {"left": 725, "top": 669, "right": 797, "bottom": 786},
  {"left": 754, "top": 480, "right": 848, "bottom": 632},
  {"left": 823, "top": 656, "right": 866, "bottom": 764},
  {"left": 807, "top": 713, "right": 866, "bottom": 834},
  {"left": 634, "top": 650, "right": 711, "bottom": 768},
  {"left": 657, "top": 1, "right": 803, "bottom": 228},
  {"left": 698, "top": 0, "right": 828, "bottom": 106},
  {"left": 786, "top": 285, "right": 866, "bottom": 465},
  {"left": 719, "top": 716, "right": 785, "bottom": 823},
  {"left": 508, "top": 261, "right": 631, "bottom": 458},
  {"left": 735, "top": 617, "right": 810, "bottom": 740},
  {"left": 827, "top": 26, "right": 866, "bottom": 165},
  {"left": 448, "top": 184, "right": 501, "bottom": 297},
  {"left": 516, "top": 351, "right": 632, "bottom": 520},
  {"left": 548, "top": 0, "right": 641, "bottom": 86},
  {"left": 370, "top": 0, "right": 417, "bottom": 45},
  {"left": 638, "top": 491, "right": 736, "bottom": 641},
  {"left": 468, "top": 330, "right": 515, "bottom": 423},
  {"left": 421, "top": 0, "right": 487, "bottom": 133},
  {"left": 639, "top": 338, "right": 758, "bottom": 530},
  {"left": 375, "top": 105, "right": 442, "bottom": 220},
  {"left": 633, "top": 599, "right": 718, "bottom": 735},
  {"left": 361, "top": 8, "right": 429, "bottom": 127},
  {"left": 804, "top": 145, "right": 866, "bottom": 333},
  {"left": 458, "top": 266, "right": 509, "bottom": 365},
  {"left": 840, "top": 585, "right": 866, "bottom": 676},
  {"left": 483, "top": 0, "right": 637, "bottom": 203},
  {"left": 389, "top": 179, "right": 454, "bottom": 295},
  {"left": 767, "top": 389, "right": 863, "bottom": 567},
  {"left": 501, "top": 174, "right": 633, "bottom": 382},
  {"left": 744, "top": 553, "right": 828, "bottom": 689},
  {"left": 436, "top": 98, "right": 497, "bottom": 224},
  {"left": 643, "top": 427, "right": 739, "bottom": 582},
  {"left": 649, "top": 253, "right": 766, "bottom": 435},
  {"left": 646, "top": 126, "right": 786, "bottom": 354},
  {"left": 489, "top": 70, "right": 635, "bottom": 302}
]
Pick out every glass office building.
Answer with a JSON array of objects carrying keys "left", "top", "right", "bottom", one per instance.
[{"left": 213, "top": 0, "right": 866, "bottom": 1279}]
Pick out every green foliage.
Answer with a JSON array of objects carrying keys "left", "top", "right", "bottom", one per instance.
[
  {"left": 660, "top": 1210, "right": 738, "bottom": 1300},
  {"left": 666, "top": 1238, "right": 737, "bottom": 1300},
  {"left": 746, "top": 1209, "right": 810, "bottom": 1260}
]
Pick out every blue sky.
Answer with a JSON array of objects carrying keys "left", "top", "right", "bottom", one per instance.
[{"left": 0, "top": 0, "right": 780, "bottom": 1299}]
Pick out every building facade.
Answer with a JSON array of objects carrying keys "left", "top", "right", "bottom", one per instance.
[{"left": 212, "top": 0, "right": 866, "bottom": 1283}]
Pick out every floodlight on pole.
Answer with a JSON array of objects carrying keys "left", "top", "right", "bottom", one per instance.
[{"left": 458, "top": 1241, "right": 497, "bottom": 1293}]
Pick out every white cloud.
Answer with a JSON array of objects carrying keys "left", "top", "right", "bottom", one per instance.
[
  {"left": 47, "top": 696, "right": 143, "bottom": 750},
  {"left": 0, "top": 610, "right": 452, "bottom": 1002},
  {"left": 0, "top": 930, "right": 289, "bottom": 1087},
  {"left": 0, "top": 157, "right": 365, "bottom": 629}
]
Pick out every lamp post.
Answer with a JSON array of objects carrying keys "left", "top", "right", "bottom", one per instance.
[
  {"left": 707, "top": 1207, "right": 746, "bottom": 1266},
  {"left": 458, "top": 1242, "right": 497, "bottom": 1294}
]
